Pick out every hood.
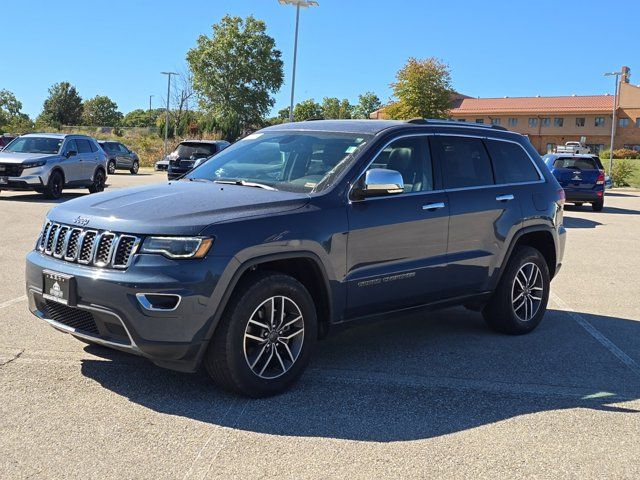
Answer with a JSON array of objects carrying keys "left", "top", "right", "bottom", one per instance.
[
  {"left": 0, "top": 152, "right": 58, "bottom": 164},
  {"left": 47, "top": 180, "right": 310, "bottom": 235}
]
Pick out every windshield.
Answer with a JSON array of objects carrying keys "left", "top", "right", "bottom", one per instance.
[
  {"left": 184, "top": 131, "right": 371, "bottom": 193},
  {"left": 4, "top": 137, "right": 63, "bottom": 155},
  {"left": 553, "top": 157, "right": 599, "bottom": 170},
  {"left": 174, "top": 143, "right": 217, "bottom": 160}
]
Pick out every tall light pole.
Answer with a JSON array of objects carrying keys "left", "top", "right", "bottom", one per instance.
[
  {"left": 161, "top": 72, "right": 178, "bottom": 156},
  {"left": 278, "top": 0, "right": 319, "bottom": 122},
  {"left": 604, "top": 70, "right": 622, "bottom": 176},
  {"left": 149, "top": 95, "right": 154, "bottom": 113}
]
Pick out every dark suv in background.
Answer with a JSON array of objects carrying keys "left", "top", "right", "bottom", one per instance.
[
  {"left": 166, "top": 140, "right": 230, "bottom": 179},
  {"left": 99, "top": 141, "right": 140, "bottom": 175},
  {"left": 26, "top": 119, "right": 565, "bottom": 397}
]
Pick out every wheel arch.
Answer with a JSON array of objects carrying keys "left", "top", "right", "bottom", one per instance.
[
  {"left": 498, "top": 226, "right": 558, "bottom": 286},
  {"left": 49, "top": 166, "right": 65, "bottom": 185}
]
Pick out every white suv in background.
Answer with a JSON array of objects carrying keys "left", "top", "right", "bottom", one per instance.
[{"left": 0, "top": 133, "right": 108, "bottom": 199}]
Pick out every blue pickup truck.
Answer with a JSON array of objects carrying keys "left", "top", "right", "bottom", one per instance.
[{"left": 543, "top": 153, "right": 605, "bottom": 211}]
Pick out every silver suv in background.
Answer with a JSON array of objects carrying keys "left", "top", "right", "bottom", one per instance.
[
  {"left": 0, "top": 133, "right": 107, "bottom": 199},
  {"left": 99, "top": 141, "right": 140, "bottom": 175}
]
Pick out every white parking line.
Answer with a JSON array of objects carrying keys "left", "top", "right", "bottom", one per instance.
[
  {"left": 551, "top": 292, "right": 640, "bottom": 378},
  {"left": 0, "top": 295, "right": 27, "bottom": 310}
]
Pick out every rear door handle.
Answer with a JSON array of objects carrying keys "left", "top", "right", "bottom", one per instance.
[
  {"left": 422, "top": 202, "right": 445, "bottom": 211},
  {"left": 496, "top": 194, "right": 514, "bottom": 202}
]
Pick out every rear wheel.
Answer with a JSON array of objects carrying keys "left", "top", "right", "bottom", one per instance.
[
  {"left": 88, "top": 169, "right": 106, "bottom": 193},
  {"left": 130, "top": 160, "right": 139, "bottom": 174},
  {"left": 107, "top": 160, "right": 116, "bottom": 175},
  {"left": 482, "top": 246, "right": 550, "bottom": 335},
  {"left": 43, "top": 170, "right": 64, "bottom": 199},
  {"left": 592, "top": 199, "right": 604, "bottom": 212},
  {"left": 204, "top": 272, "right": 317, "bottom": 397}
]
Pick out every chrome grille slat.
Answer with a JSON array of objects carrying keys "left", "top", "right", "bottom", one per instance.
[{"left": 37, "top": 221, "right": 138, "bottom": 270}]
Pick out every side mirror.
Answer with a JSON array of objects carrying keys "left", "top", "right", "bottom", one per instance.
[
  {"left": 65, "top": 150, "right": 77, "bottom": 158},
  {"left": 352, "top": 168, "right": 404, "bottom": 200}
]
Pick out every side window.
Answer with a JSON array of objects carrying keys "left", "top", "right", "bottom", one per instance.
[
  {"left": 89, "top": 140, "right": 98, "bottom": 153},
  {"left": 365, "top": 136, "right": 433, "bottom": 193},
  {"left": 76, "top": 139, "right": 92, "bottom": 154},
  {"left": 117, "top": 143, "right": 129, "bottom": 153},
  {"left": 63, "top": 139, "right": 78, "bottom": 155},
  {"left": 484, "top": 139, "right": 540, "bottom": 184},
  {"left": 431, "top": 136, "right": 494, "bottom": 189}
]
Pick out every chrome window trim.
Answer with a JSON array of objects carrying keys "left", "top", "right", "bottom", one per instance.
[{"left": 348, "top": 131, "right": 545, "bottom": 203}]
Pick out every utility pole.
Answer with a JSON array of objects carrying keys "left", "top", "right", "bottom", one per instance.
[
  {"left": 149, "top": 95, "right": 154, "bottom": 113},
  {"left": 278, "top": 0, "right": 319, "bottom": 122},
  {"left": 161, "top": 72, "right": 178, "bottom": 156},
  {"left": 604, "top": 70, "right": 622, "bottom": 176}
]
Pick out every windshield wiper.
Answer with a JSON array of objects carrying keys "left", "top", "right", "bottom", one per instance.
[{"left": 213, "top": 179, "right": 277, "bottom": 191}]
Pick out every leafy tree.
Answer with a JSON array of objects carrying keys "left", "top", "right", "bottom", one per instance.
[
  {"left": 293, "top": 99, "right": 323, "bottom": 121},
  {"left": 0, "top": 89, "right": 32, "bottom": 133},
  {"left": 123, "top": 109, "right": 151, "bottom": 127},
  {"left": 385, "top": 57, "right": 453, "bottom": 120},
  {"left": 38, "top": 82, "right": 83, "bottom": 126},
  {"left": 82, "top": 95, "right": 123, "bottom": 126},
  {"left": 322, "top": 97, "right": 352, "bottom": 119},
  {"left": 187, "top": 15, "right": 284, "bottom": 141},
  {"left": 277, "top": 107, "right": 290, "bottom": 120},
  {"left": 353, "top": 92, "right": 382, "bottom": 119}
]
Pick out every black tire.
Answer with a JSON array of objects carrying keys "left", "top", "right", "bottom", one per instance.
[
  {"left": 204, "top": 271, "right": 318, "bottom": 397},
  {"left": 130, "top": 160, "right": 139, "bottom": 174},
  {"left": 592, "top": 199, "right": 604, "bottom": 212},
  {"left": 43, "top": 170, "right": 64, "bottom": 199},
  {"left": 107, "top": 160, "right": 116, "bottom": 175},
  {"left": 88, "top": 169, "right": 106, "bottom": 194},
  {"left": 482, "top": 246, "right": 550, "bottom": 335}
]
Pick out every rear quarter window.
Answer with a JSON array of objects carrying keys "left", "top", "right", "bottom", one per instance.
[{"left": 485, "top": 139, "right": 540, "bottom": 184}]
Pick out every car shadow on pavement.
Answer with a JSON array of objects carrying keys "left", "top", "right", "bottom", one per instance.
[
  {"left": 0, "top": 192, "right": 87, "bottom": 204},
  {"left": 562, "top": 216, "right": 602, "bottom": 229},
  {"left": 79, "top": 307, "right": 640, "bottom": 442}
]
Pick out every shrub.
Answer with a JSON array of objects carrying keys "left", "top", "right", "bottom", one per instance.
[
  {"left": 611, "top": 159, "right": 635, "bottom": 187},
  {"left": 613, "top": 148, "right": 640, "bottom": 159}
]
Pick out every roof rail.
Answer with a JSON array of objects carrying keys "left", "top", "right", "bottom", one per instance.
[{"left": 406, "top": 118, "right": 508, "bottom": 131}]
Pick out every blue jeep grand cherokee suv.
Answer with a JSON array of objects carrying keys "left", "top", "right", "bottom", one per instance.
[{"left": 26, "top": 119, "right": 566, "bottom": 397}]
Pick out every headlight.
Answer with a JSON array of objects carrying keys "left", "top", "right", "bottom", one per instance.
[
  {"left": 140, "top": 236, "right": 213, "bottom": 259},
  {"left": 23, "top": 159, "right": 47, "bottom": 168}
]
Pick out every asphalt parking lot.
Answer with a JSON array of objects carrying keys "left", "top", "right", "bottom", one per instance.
[{"left": 1, "top": 173, "right": 640, "bottom": 479}]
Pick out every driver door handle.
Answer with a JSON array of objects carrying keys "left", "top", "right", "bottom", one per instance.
[
  {"left": 422, "top": 202, "right": 445, "bottom": 211},
  {"left": 496, "top": 194, "right": 514, "bottom": 202}
]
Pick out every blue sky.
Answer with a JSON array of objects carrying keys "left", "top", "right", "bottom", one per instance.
[{"left": 2, "top": 0, "right": 638, "bottom": 119}]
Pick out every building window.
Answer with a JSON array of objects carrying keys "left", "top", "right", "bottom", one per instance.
[
  {"left": 528, "top": 118, "right": 538, "bottom": 127},
  {"left": 546, "top": 143, "right": 556, "bottom": 153},
  {"left": 636, "top": 118, "right": 640, "bottom": 127},
  {"left": 457, "top": 118, "right": 466, "bottom": 122},
  {"left": 554, "top": 117, "right": 564, "bottom": 127},
  {"left": 595, "top": 117, "right": 605, "bottom": 127},
  {"left": 490, "top": 118, "right": 501, "bottom": 126},
  {"left": 619, "top": 118, "right": 630, "bottom": 127},
  {"left": 475, "top": 118, "right": 484, "bottom": 124},
  {"left": 576, "top": 117, "right": 585, "bottom": 127},
  {"left": 541, "top": 117, "right": 550, "bottom": 127},
  {"left": 508, "top": 117, "right": 518, "bottom": 127},
  {"left": 587, "top": 144, "right": 605, "bottom": 154}
]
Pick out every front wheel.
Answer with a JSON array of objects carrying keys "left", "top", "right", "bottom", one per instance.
[
  {"left": 130, "top": 160, "right": 139, "bottom": 174},
  {"left": 204, "top": 272, "right": 317, "bottom": 397},
  {"left": 592, "top": 199, "right": 604, "bottom": 212},
  {"left": 88, "top": 169, "right": 106, "bottom": 193},
  {"left": 482, "top": 246, "right": 550, "bottom": 335},
  {"left": 43, "top": 170, "right": 64, "bottom": 199}
]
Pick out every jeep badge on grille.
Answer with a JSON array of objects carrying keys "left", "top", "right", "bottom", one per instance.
[{"left": 73, "top": 216, "right": 90, "bottom": 226}]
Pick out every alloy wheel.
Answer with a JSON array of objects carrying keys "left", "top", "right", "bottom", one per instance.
[
  {"left": 243, "top": 295, "right": 304, "bottom": 380},
  {"left": 511, "top": 262, "right": 543, "bottom": 322}
]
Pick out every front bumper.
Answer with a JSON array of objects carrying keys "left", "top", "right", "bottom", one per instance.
[
  {"left": 26, "top": 250, "right": 232, "bottom": 372},
  {"left": 0, "top": 175, "right": 43, "bottom": 190}
]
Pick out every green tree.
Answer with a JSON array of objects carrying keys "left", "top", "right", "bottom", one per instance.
[
  {"left": 352, "top": 92, "right": 382, "bottom": 119},
  {"left": 82, "top": 95, "right": 123, "bottom": 126},
  {"left": 385, "top": 57, "right": 453, "bottom": 120},
  {"left": 293, "top": 99, "right": 323, "bottom": 121},
  {"left": 0, "top": 90, "right": 32, "bottom": 133},
  {"left": 38, "top": 82, "right": 83, "bottom": 126},
  {"left": 186, "top": 15, "right": 284, "bottom": 141},
  {"left": 122, "top": 109, "right": 151, "bottom": 127},
  {"left": 322, "top": 97, "right": 352, "bottom": 119}
]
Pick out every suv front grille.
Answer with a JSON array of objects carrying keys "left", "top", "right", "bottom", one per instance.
[
  {"left": 43, "top": 301, "right": 99, "bottom": 335},
  {"left": 0, "top": 163, "right": 24, "bottom": 176},
  {"left": 38, "top": 222, "right": 140, "bottom": 269}
]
